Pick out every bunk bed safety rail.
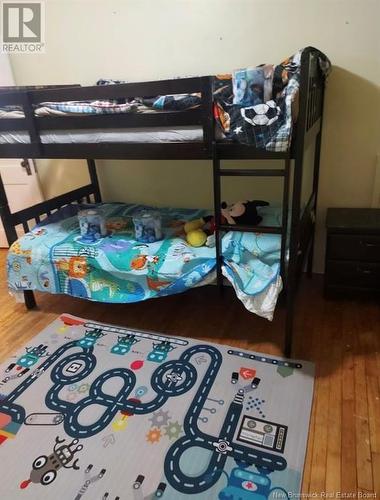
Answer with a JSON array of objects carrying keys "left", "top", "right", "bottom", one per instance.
[
  {"left": 305, "top": 51, "right": 325, "bottom": 132},
  {"left": 0, "top": 76, "right": 214, "bottom": 158},
  {"left": 0, "top": 85, "right": 80, "bottom": 156},
  {"left": 0, "top": 90, "right": 40, "bottom": 156},
  {"left": 1, "top": 183, "right": 97, "bottom": 246}
]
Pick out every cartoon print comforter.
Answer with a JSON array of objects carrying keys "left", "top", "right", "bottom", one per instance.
[{"left": 6, "top": 203, "right": 282, "bottom": 318}]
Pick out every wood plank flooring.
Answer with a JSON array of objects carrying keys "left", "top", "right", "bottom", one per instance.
[{"left": 0, "top": 249, "right": 379, "bottom": 495}]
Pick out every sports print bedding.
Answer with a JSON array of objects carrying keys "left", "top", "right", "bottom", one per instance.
[
  {"left": 0, "top": 48, "right": 330, "bottom": 151},
  {"left": 213, "top": 47, "right": 330, "bottom": 151},
  {"left": 6, "top": 203, "right": 283, "bottom": 320}
]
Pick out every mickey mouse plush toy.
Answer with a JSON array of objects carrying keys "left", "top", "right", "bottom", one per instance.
[{"left": 221, "top": 200, "right": 269, "bottom": 226}]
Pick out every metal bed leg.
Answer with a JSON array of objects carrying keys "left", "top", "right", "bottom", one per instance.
[
  {"left": 215, "top": 234, "right": 223, "bottom": 293},
  {"left": 306, "top": 239, "right": 314, "bottom": 278},
  {"left": 24, "top": 290, "right": 37, "bottom": 310}
]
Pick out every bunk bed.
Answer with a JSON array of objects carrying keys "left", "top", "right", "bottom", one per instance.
[{"left": 0, "top": 47, "right": 329, "bottom": 357}]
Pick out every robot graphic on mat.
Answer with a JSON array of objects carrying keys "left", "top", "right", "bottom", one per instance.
[
  {"left": 218, "top": 464, "right": 290, "bottom": 500},
  {"left": 111, "top": 334, "right": 140, "bottom": 355},
  {"left": 20, "top": 436, "right": 83, "bottom": 489},
  {"left": 5, "top": 344, "right": 49, "bottom": 377},
  {"left": 147, "top": 341, "right": 176, "bottom": 363}
]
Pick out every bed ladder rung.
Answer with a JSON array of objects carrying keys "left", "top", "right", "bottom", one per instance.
[
  {"left": 219, "top": 223, "right": 282, "bottom": 234},
  {"left": 219, "top": 168, "right": 285, "bottom": 177}
]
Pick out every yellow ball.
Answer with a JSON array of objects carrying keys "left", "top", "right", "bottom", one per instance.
[
  {"left": 184, "top": 218, "right": 204, "bottom": 233},
  {"left": 186, "top": 229, "right": 207, "bottom": 247}
]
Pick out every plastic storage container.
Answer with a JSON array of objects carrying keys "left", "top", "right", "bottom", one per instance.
[
  {"left": 78, "top": 208, "right": 107, "bottom": 242},
  {"left": 133, "top": 210, "right": 162, "bottom": 243}
]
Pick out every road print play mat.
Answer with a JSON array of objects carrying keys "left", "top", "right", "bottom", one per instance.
[{"left": 0, "top": 315, "right": 314, "bottom": 499}]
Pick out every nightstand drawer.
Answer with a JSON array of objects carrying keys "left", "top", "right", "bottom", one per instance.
[
  {"left": 328, "top": 234, "right": 380, "bottom": 262},
  {"left": 326, "top": 260, "right": 380, "bottom": 289}
]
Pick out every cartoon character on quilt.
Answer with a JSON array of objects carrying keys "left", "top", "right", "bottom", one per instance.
[
  {"left": 52, "top": 249, "right": 146, "bottom": 303},
  {"left": 7, "top": 229, "right": 44, "bottom": 292},
  {"left": 126, "top": 238, "right": 210, "bottom": 293},
  {"left": 53, "top": 254, "right": 91, "bottom": 299}
]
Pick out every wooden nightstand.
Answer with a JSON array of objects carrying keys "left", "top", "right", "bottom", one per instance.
[{"left": 325, "top": 208, "right": 380, "bottom": 296}]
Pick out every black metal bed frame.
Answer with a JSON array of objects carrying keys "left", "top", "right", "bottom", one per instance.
[{"left": 0, "top": 48, "right": 326, "bottom": 357}]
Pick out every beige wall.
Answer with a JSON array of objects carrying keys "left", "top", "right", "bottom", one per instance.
[{"left": 9, "top": 0, "right": 380, "bottom": 273}]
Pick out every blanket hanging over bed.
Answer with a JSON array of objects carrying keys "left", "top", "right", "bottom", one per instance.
[
  {"left": 6, "top": 203, "right": 283, "bottom": 320},
  {"left": 212, "top": 47, "right": 330, "bottom": 151}
]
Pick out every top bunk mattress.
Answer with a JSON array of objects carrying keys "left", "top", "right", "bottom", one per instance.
[{"left": 0, "top": 126, "right": 203, "bottom": 145}]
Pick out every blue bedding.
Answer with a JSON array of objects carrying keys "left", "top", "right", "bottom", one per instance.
[{"left": 6, "top": 203, "right": 282, "bottom": 313}]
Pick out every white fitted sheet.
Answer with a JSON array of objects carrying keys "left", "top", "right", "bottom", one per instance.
[{"left": 0, "top": 126, "right": 203, "bottom": 144}]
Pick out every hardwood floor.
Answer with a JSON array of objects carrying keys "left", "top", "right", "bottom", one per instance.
[{"left": 0, "top": 249, "right": 379, "bottom": 495}]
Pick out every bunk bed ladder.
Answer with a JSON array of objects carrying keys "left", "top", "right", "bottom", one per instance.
[{"left": 212, "top": 155, "right": 290, "bottom": 295}]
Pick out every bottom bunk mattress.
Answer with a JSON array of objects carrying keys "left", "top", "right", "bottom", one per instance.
[{"left": 6, "top": 203, "right": 282, "bottom": 319}]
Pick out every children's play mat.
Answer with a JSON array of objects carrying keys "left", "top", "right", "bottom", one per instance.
[{"left": 0, "top": 314, "right": 314, "bottom": 499}]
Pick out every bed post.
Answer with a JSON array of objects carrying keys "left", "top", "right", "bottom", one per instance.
[
  {"left": 87, "top": 159, "right": 102, "bottom": 202},
  {"left": 23, "top": 290, "right": 37, "bottom": 309},
  {"left": 284, "top": 165, "right": 302, "bottom": 358},
  {"left": 201, "top": 76, "right": 224, "bottom": 291},
  {"left": 0, "top": 171, "right": 17, "bottom": 244},
  {"left": 284, "top": 50, "right": 311, "bottom": 358},
  {"left": 306, "top": 85, "right": 325, "bottom": 277},
  {"left": 213, "top": 148, "right": 224, "bottom": 291},
  {"left": 0, "top": 171, "right": 37, "bottom": 309},
  {"left": 306, "top": 132, "right": 321, "bottom": 277},
  {"left": 280, "top": 159, "right": 291, "bottom": 284}
]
